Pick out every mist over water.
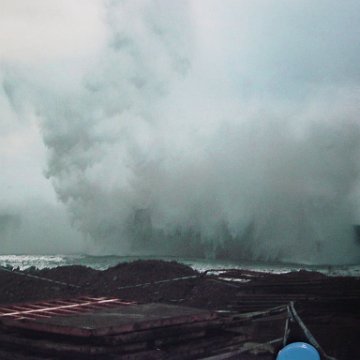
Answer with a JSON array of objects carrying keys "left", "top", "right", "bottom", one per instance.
[{"left": 1, "top": 0, "right": 360, "bottom": 264}]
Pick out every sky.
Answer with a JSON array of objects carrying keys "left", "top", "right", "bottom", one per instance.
[{"left": 1, "top": 0, "right": 360, "bottom": 263}]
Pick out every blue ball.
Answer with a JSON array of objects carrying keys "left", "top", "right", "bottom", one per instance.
[{"left": 277, "top": 342, "right": 320, "bottom": 360}]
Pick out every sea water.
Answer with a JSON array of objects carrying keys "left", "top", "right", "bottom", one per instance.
[{"left": 0, "top": 254, "right": 359, "bottom": 277}]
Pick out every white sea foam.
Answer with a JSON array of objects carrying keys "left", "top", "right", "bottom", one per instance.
[{"left": 0, "top": 255, "right": 70, "bottom": 270}]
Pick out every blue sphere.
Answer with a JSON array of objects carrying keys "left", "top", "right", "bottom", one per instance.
[{"left": 277, "top": 342, "right": 320, "bottom": 360}]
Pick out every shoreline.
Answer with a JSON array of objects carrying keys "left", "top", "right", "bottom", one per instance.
[{"left": 1, "top": 254, "right": 359, "bottom": 278}]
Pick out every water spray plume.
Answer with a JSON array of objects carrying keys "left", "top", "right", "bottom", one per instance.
[{"left": 1, "top": 0, "right": 360, "bottom": 264}]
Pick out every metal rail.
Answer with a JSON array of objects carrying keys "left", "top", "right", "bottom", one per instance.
[
  {"left": 0, "top": 297, "right": 133, "bottom": 320},
  {"left": 289, "top": 301, "right": 338, "bottom": 360}
]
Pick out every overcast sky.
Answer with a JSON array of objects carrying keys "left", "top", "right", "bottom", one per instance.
[{"left": 1, "top": 1, "right": 360, "bottom": 261}]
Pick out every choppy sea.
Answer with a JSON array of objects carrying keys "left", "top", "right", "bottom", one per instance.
[{"left": 0, "top": 254, "right": 359, "bottom": 277}]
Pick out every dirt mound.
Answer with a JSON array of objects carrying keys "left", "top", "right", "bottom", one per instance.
[
  {"left": 35, "top": 265, "right": 99, "bottom": 287},
  {"left": 103, "top": 259, "right": 197, "bottom": 284},
  {"left": 0, "top": 260, "right": 199, "bottom": 305}
]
